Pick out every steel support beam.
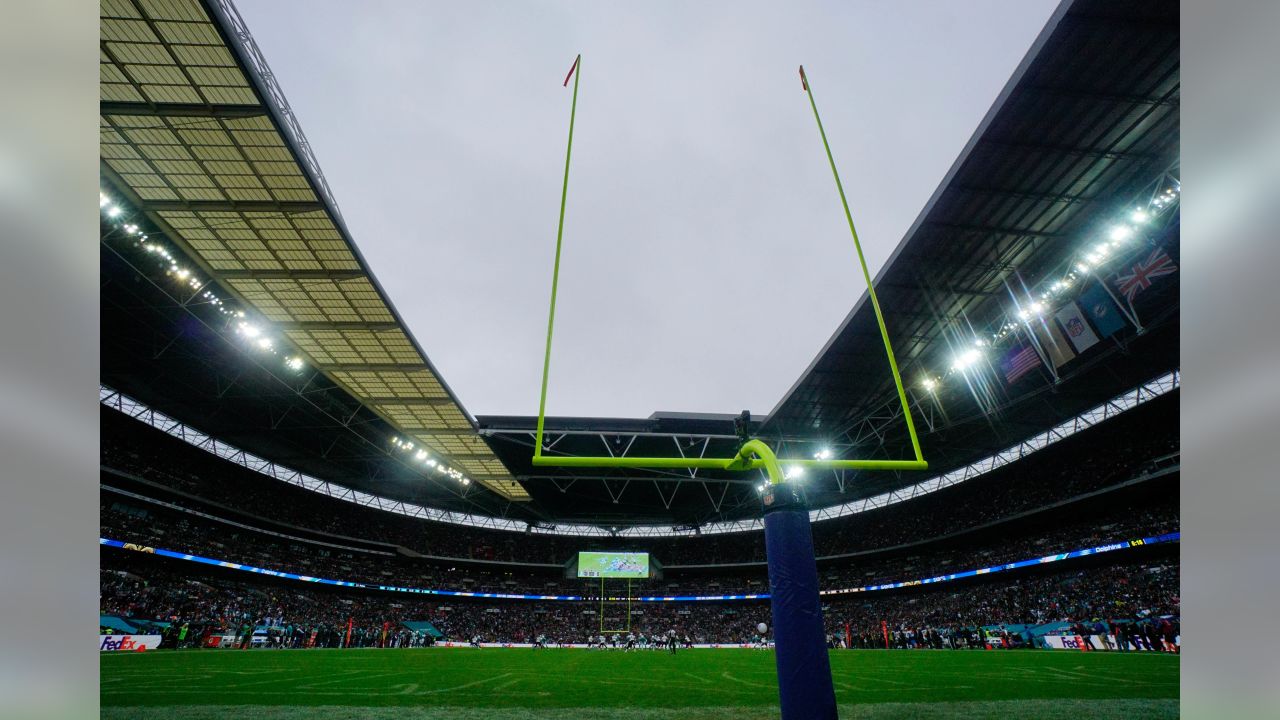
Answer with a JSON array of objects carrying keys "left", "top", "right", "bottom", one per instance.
[{"left": 100, "top": 100, "right": 267, "bottom": 118}]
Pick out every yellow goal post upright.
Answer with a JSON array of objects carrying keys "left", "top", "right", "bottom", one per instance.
[
  {"left": 598, "top": 576, "right": 633, "bottom": 636},
  {"left": 533, "top": 57, "right": 927, "bottom": 720}
]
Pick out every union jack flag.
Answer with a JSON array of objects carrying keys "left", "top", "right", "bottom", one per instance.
[{"left": 1115, "top": 247, "right": 1177, "bottom": 303}]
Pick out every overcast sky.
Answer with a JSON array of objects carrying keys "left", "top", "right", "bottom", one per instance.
[{"left": 237, "top": 0, "right": 1059, "bottom": 419}]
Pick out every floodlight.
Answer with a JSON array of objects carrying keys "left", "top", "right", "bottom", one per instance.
[
  {"left": 1131, "top": 209, "right": 1149, "bottom": 224},
  {"left": 814, "top": 448, "right": 832, "bottom": 460},
  {"left": 1109, "top": 226, "right": 1132, "bottom": 242},
  {"left": 756, "top": 484, "right": 765, "bottom": 494},
  {"left": 427, "top": 459, "right": 437, "bottom": 468},
  {"left": 1017, "top": 308, "right": 1031, "bottom": 321},
  {"left": 286, "top": 356, "right": 304, "bottom": 371},
  {"left": 784, "top": 466, "right": 804, "bottom": 480},
  {"left": 921, "top": 377, "right": 938, "bottom": 392},
  {"left": 462, "top": 478, "right": 471, "bottom": 485},
  {"left": 951, "top": 347, "right": 982, "bottom": 371},
  {"left": 415, "top": 450, "right": 427, "bottom": 461},
  {"left": 107, "top": 206, "right": 121, "bottom": 217},
  {"left": 1029, "top": 301, "right": 1045, "bottom": 315},
  {"left": 100, "top": 193, "right": 109, "bottom": 208},
  {"left": 255, "top": 337, "right": 272, "bottom": 350},
  {"left": 237, "top": 322, "right": 260, "bottom": 338}
]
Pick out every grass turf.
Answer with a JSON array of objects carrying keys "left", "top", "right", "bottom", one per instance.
[{"left": 101, "top": 647, "right": 1179, "bottom": 719}]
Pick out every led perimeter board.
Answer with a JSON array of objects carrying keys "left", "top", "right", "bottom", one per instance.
[{"left": 577, "top": 551, "right": 650, "bottom": 579}]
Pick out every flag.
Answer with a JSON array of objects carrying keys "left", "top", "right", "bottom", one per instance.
[
  {"left": 563, "top": 55, "right": 580, "bottom": 87},
  {"left": 1115, "top": 247, "right": 1177, "bottom": 303},
  {"left": 1055, "top": 301, "right": 1100, "bottom": 353},
  {"left": 1000, "top": 343, "right": 1041, "bottom": 384},
  {"left": 1031, "top": 315, "right": 1076, "bottom": 368},
  {"left": 1078, "top": 281, "right": 1127, "bottom": 338}
]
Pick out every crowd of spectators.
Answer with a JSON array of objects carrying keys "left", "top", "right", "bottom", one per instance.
[
  {"left": 101, "top": 486, "right": 1177, "bottom": 600},
  {"left": 100, "top": 555, "right": 1178, "bottom": 650},
  {"left": 101, "top": 395, "right": 1178, "bottom": 567}
]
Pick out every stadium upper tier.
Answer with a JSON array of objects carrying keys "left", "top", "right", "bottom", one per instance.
[
  {"left": 101, "top": 388, "right": 1177, "bottom": 566},
  {"left": 102, "top": 468, "right": 1177, "bottom": 597},
  {"left": 100, "top": 0, "right": 1179, "bottom": 528}
]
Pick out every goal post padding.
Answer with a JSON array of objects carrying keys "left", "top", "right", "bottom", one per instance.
[{"left": 763, "top": 482, "right": 838, "bottom": 720}]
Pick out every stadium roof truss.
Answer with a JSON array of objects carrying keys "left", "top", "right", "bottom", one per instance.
[
  {"left": 98, "top": 0, "right": 528, "bottom": 500},
  {"left": 102, "top": 368, "right": 1177, "bottom": 537}
]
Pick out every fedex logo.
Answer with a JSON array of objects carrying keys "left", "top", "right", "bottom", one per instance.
[{"left": 99, "top": 634, "right": 158, "bottom": 652}]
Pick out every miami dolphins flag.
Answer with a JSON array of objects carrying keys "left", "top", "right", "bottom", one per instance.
[
  {"left": 1078, "top": 281, "right": 1127, "bottom": 339},
  {"left": 1055, "top": 301, "right": 1100, "bottom": 353}
]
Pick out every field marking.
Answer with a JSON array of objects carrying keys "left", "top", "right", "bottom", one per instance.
[{"left": 720, "top": 672, "right": 775, "bottom": 690}]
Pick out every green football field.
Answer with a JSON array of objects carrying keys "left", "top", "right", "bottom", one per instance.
[{"left": 101, "top": 648, "right": 1179, "bottom": 719}]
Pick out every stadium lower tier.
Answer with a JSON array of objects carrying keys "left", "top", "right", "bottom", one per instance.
[{"left": 101, "top": 541, "right": 1178, "bottom": 651}]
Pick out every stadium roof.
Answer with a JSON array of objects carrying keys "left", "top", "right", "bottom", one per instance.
[
  {"left": 98, "top": 0, "right": 526, "bottom": 501},
  {"left": 763, "top": 0, "right": 1179, "bottom": 443},
  {"left": 99, "top": 0, "right": 1179, "bottom": 531}
]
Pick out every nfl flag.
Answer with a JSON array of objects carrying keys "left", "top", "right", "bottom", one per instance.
[
  {"left": 1078, "top": 281, "right": 1126, "bottom": 338},
  {"left": 1000, "top": 344, "right": 1040, "bottom": 384},
  {"left": 1055, "top": 301, "right": 1100, "bottom": 353}
]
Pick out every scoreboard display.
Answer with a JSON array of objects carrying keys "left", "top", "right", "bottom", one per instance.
[{"left": 577, "top": 551, "right": 649, "bottom": 578}]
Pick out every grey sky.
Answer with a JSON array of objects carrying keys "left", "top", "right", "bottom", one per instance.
[{"left": 237, "top": 0, "right": 1059, "bottom": 419}]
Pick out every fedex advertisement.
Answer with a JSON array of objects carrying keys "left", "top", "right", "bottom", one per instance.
[{"left": 99, "top": 634, "right": 160, "bottom": 652}]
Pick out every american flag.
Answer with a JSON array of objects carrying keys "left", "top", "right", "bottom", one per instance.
[
  {"left": 1115, "top": 247, "right": 1177, "bottom": 303},
  {"left": 1001, "top": 343, "right": 1040, "bottom": 384}
]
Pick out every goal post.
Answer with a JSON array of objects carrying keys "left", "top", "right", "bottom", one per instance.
[{"left": 532, "top": 56, "right": 928, "bottom": 720}]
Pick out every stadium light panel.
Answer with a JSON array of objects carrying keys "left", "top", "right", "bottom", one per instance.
[
  {"left": 1109, "top": 226, "right": 1133, "bottom": 242},
  {"left": 950, "top": 347, "right": 982, "bottom": 372},
  {"left": 1131, "top": 209, "right": 1149, "bottom": 223},
  {"left": 921, "top": 377, "right": 938, "bottom": 392},
  {"left": 814, "top": 448, "right": 832, "bottom": 460},
  {"left": 255, "top": 337, "right": 272, "bottom": 350},
  {"left": 285, "top": 356, "right": 304, "bottom": 371},
  {"left": 415, "top": 450, "right": 427, "bottom": 461},
  {"left": 106, "top": 206, "right": 121, "bottom": 217},
  {"left": 100, "top": 193, "right": 109, "bottom": 208},
  {"left": 784, "top": 466, "right": 804, "bottom": 480}
]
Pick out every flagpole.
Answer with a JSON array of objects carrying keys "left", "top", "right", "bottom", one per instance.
[{"left": 1097, "top": 276, "right": 1144, "bottom": 334}]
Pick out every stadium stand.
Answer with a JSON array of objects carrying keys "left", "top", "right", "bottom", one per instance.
[
  {"left": 102, "top": 377, "right": 1178, "bottom": 653},
  {"left": 101, "top": 390, "right": 1177, "bottom": 567}
]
